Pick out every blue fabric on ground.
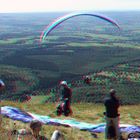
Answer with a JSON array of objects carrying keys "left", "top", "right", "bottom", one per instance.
[
  {"left": 1, "top": 106, "right": 140, "bottom": 133},
  {"left": 1, "top": 106, "right": 33, "bottom": 123},
  {"left": 120, "top": 125, "right": 140, "bottom": 133},
  {"left": 89, "top": 124, "right": 140, "bottom": 133}
]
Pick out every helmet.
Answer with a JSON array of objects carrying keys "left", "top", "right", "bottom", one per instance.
[
  {"left": 110, "top": 89, "right": 116, "bottom": 94},
  {"left": 109, "top": 89, "right": 116, "bottom": 96},
  {"left": 0, "top": 79, "right": 5, "bottom": 86},
  {"left": 60, "top": 81, "right": 67, "bottom": 86},
  {"left": 0, "top": 79, "right": 5, "bottom": 90}
]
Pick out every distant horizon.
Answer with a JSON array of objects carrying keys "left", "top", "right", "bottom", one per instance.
[{"left": 0, "top": 9, "right": 140, "bottom": 14}]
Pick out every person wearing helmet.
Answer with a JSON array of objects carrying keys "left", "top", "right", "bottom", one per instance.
[
  {"left": 56, "top": 81, "right": 72, "bottom": 116},
  {"left": 59, "top": 81, "right": 70, "bottom": 101}
]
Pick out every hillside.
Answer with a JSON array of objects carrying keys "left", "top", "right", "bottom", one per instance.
[
  {"left": 0, "top": 11, "right": 140, "bottom": 139},
  {"left": 1, "top": 101, "right": 140, "bottom": 140}
]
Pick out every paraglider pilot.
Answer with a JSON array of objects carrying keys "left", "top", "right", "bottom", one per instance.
[{"left": 56, "top": 81, "right": 72, "bottom": 116}]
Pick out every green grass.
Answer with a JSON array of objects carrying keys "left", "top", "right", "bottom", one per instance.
[
  {"left": 75, "top": 33, "right": 129, "bottom": 40},
  {"left": 0, "top": 65, "right": 39, "bottom": 96},
  {"left": 0, "top": 101, "right": 140, "bottom": 140},
  {"left": 43, "top": 62, "right": 140, "bottom": 105},
  {"left": 0, "top": 36, "right": 35, "bottom": 45}
]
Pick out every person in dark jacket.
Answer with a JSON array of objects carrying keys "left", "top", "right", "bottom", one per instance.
[
  {"left": 56, "top": 81, "right": 72, "bottom": 116},
  {"left": 104, "top": 89, "right": 120, "bottom": 140}
]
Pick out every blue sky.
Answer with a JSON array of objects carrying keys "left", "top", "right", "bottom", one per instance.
[{"left": 0, "top": 0, "right": 140, "bottom": 13}]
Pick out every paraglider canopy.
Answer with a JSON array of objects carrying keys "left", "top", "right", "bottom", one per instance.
[{"left": 40, "top": 11, "right": 120, "bottom": 41}]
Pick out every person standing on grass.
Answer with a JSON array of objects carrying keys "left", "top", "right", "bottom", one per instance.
[
  {"left": 104, "top": 89, "right": 120, "bottom": 140},
  {"left": 56, "top": 81, "right": 73, "bottom": 116}
]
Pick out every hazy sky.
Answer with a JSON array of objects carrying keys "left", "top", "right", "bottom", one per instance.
[{"left": 0, "top": 0, "right": 140, "bottom": 13}]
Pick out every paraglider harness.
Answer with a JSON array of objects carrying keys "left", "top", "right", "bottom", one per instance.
[{"left": 56, "top": 98, "right": 71, "bottom": 116}]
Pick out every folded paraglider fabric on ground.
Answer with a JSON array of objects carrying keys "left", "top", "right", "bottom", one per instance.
[
  {"left": 1, "top": 106, "right": 140, "bottom": 133},
  {"left": 1, "top": 106, "right": 33, "bottom": 123},
  {"left": 88, "top": 124, "right": 140, "bottom": 133}
]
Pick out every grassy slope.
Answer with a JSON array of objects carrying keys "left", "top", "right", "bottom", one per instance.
[{"left": 1, "top": 101, "right": 140, "bottom": 140}]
